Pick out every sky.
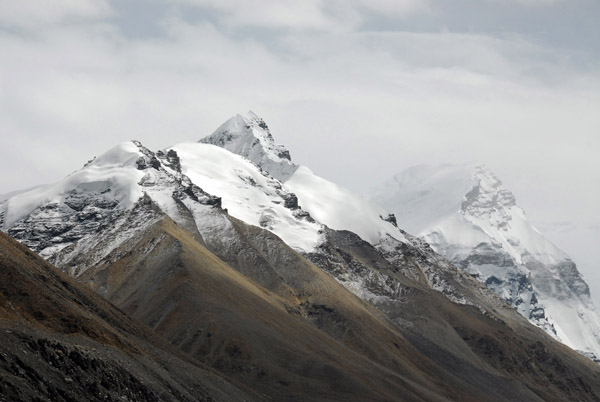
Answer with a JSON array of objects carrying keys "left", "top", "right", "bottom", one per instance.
[{"left": 0, "top": 0, "right": 598, "bottom": 304}]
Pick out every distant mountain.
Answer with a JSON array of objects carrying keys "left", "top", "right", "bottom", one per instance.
[
  {"left": 2, "top": 112, "right": 600, "bottom": 401},
  {"left": 370, "top": 163, "right": 600, "bottom": 361}
]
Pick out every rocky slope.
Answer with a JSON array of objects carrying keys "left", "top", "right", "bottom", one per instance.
[
  {"left": 80, "top": 209, "right": 600, "bottom": 402},
  {"left": 370, "top": 162, "right": 600, "bottom": 362},
  {"left": 0, "top": 231, "right": 260, "bottom": 402}
]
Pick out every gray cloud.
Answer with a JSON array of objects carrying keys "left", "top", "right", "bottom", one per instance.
[
  {"left": 0, "top": 0, "right": 112, "bottom": 29},
  {"left": 170, "top": 0, "right": 432, "bottom": 31},
  {"left": 488, "top": 0, "right": 564, "bottom": 5}
]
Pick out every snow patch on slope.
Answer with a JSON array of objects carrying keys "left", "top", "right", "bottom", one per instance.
[{"left": 0, "top": 185, "right": 43, "bottom": 204}]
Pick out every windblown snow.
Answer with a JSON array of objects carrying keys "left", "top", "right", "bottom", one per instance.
[{"left": 285, "top": 166, "right": 407, "bottom": 245}]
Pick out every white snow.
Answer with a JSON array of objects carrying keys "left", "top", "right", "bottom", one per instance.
[
  {"left": 422, "top": 214, "right": 492, "bottom": 262},
  {"left": 169, "top": 142, "right": 323, "bottom": 253},
  {"left": 1, "top": 142, "right": 145, "bottom": 229},
  {"left": 286, "top": 166, "right": 408, "bottom": 245},
  {"left": 541, "top": 295, "right": 600, "bottom": 358},
  {"left": 0, "top": 185, "right": 43, "bottom": 203}
]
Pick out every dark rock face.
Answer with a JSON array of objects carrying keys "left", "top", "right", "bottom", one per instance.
[
  {"left": 282, "top": 193, "right": 298, "bottom": 209},
  {"left": 257, "top": 119, "right": 269, "bottom": 131},
  {"left": 452, "top": 242, "right": 559, "bottom": 336},
  {"left": 380, "top": 213, "right": 398, "bottom": 227},
  {"left": 460, "top": 243, "right": 516, "bottom": 268},
  {"left": 485, "top": 276, "right": 502, "bottom": 286},
  {"left": 83, "top": 157, "right": 96, "bottom": 167},
  {"left": 7, "top": 193, "right": 123, "bottom": 259},
  {"left": 277, "top": 149, "right": 291, "bottom": 161},
  {"left": 528, "top": 259, "right": 592, "bottom": 302},
  {"left": 173, "top": 181, "right": 222, "bottom": 208},
  {"left": 164, "top": 149, "right": 182, "bottom": 172},
  {"left": 0, "top": 334, "right": 172, "bottom": 402},
  {"left": 306, "top": 229, "right": 428, "bottom": 303}
]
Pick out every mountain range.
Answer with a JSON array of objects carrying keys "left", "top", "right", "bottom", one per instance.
[{"left": 1, "top": 111, "right": 600, "bottom": 401}]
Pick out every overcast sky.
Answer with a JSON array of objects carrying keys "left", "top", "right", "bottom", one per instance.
[{"left": 0, "top": 0, "right": 598, "bottom": 304}]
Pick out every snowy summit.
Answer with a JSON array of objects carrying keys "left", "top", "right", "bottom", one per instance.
[
  {"left": 370, "top": 163, "right": 600, "bottom": 361},
  {"left": 200, "top": 111, "right": 298, "bottom": 182},
  {"left": 199, "top": 111, "right": 409, "bottom": 247}
]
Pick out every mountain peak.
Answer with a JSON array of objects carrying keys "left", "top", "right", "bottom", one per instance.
[
  {"left": 200, "top": 111, "right": 297, "bottom": 181},
  {"left": 370, "top": 163, "right": 600, "bottom": 359},
  {"left": 374, "top": 163, "right": 565, "bottom": 264},
  {"left": 461, "top": 163, "right": 518, "bottom": 219}
]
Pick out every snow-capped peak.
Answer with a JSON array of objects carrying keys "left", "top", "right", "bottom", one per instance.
[
  {"left": 461, "top": 164, "right": 568, "bottom": 266},
  {"left": 89, "top": 141, "right": 145, "bottom": 168},
  {"left": 370, "top": 163, "right": 600, "bottom": 361},
  {"left": 201, "top": 113, "right": 409, "bottom": 247},
  {"left": 371, "top": 162, "right": 567, "bottom": 266},
  {"left": 0, "top": 135, "right": 325, "bottom": 279},
  {"left": 200, "top": 111, "right": 297, "bottom": 181}
]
